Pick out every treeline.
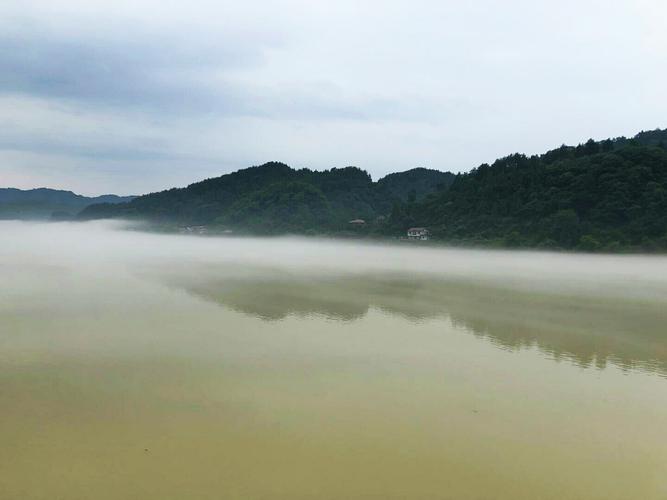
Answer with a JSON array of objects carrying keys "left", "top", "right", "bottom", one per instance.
[
  {"left": 388, "top": 130, "right": 667, "bottom": 251},
  {"left": 0, "top": 188, "right": 134, "bottom": 220},
  {"left": 80, "top": 128, "right": 667, "bottom": 251},
  {"left": 79, "top": 163, "right": 452, "bottom": 234}
]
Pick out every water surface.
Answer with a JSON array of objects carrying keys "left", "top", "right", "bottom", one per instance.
[{"left": 1, "top": 221, "right": 666, "bottom": 499}]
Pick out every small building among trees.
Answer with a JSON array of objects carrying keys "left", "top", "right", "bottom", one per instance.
[{"left": 407, "top": 227, "right": 430, "bottom": 240}]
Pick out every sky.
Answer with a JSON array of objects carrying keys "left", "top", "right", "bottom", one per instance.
[{"left": 0, "top": 0, "right": 666, "bottom": 196}]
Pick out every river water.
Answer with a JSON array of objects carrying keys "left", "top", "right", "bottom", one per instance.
[{"left": 1, "top": 221, "right": 666, "bottom": 499}]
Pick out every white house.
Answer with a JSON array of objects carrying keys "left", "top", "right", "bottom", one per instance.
[{"left": 407, "top": 227, "right": 430, "bottom": 240}]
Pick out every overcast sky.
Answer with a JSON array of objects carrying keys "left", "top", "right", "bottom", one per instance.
[{"left": 0, "top": 0, "right": 665, "bottom": 195}]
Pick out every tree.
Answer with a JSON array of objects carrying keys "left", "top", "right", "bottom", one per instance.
[{"left": 578, "top": 235, "right": 600, "bottom": 252}]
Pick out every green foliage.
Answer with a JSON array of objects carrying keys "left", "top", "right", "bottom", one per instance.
[
  {"left": 215, "top": 181, "right": 332, "bottom": 234},
  {"left": 0, "top": 188, "right": 134, "bottom": 220},
  {"left": 78, "top": 128, "right": 667, "bottom": 252},
  {"left": 376, "top": 168, "right": 454, "bottom": 202},
  {"left": 390, "top": 134, "right": 667, "bottom": 251},
  {"left": 577, "top": 235, "right": 601, "bottom": 252},
  {"left": 78, "top": 162, "right": 451, "bottom": 235}
]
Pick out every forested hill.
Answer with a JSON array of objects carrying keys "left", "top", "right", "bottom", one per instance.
[
  {"left": 389, "top": 129, "right": 667, "bottom": 251},
  {"left": 377, "top": 168, "right": 454, "bottom": 202},
  {"left": 79, "top": 127, "right": 667, "bottom": 250},
  {"left": 0, "top": 188, "right": 134, "bottom": 220},
  {"left": 79, "top": 164, "right": 451, "bottom": 233}
]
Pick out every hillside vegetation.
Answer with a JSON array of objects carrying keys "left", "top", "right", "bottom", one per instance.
[
  {"left": 79, "top": 128, "right": 667, "bottom": 251},
  {"left": 389, "top": 130, "right": 667, "bottom": 251},
  {"left": 79, "top": 165, "right": 447, "bottom": 234},
  {"left": 0, "top": 188, "right": 134, "bottom": 220}
]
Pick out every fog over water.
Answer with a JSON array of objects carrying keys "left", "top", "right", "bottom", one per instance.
[
  {"left": 2, "top": 220, "right": 667, "bottom": 500},
  {"left": 4, "top": 219, "right": 667, "bottom": 298}
]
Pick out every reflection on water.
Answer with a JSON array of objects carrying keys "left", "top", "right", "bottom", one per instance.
[
  {"left": 168, "top": 271, "right": 667, "bottom": 376},
  {"left": 2, "top": 221, "right": 667, "bottom": 500}
]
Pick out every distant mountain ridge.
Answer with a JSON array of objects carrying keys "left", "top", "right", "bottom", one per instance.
[
  {"left": 34, "top": 126, "right": 667, "bottom": 251},
  {"left": 81, "top": 127, "right": 667, "bottom": 251},
  {"left": 0, "top": 187, "right": 134, "bottom": 220},
  {"left": 78, "top": 165, "right": 452, "bottom": 233}
]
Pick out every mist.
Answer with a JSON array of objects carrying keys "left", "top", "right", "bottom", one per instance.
[{"left": 3, "top": 220, "right": 667, "bottom": 303}]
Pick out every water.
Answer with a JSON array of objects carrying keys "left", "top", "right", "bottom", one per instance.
[{"left": 1, "top": 221, "right": 666, "bottom": 500}]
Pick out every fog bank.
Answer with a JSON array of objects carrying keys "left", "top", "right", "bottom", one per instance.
[{"left": 2, "top": 220, "right": 667, "bottom": 303}]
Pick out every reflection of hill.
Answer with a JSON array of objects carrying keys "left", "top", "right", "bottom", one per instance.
[
  {"left": 190, "top": 277, "right": 370, "bottom": 321},
  {"left": 166, "top": 270, "right": 667, "bottom": 376},
  {"left": 178, "top": 274, "right": 446, "bottom": 321},
  {"left": 440, "top": 288, "right": 667, "bottom": 375}
]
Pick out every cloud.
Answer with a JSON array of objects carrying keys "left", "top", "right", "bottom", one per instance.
[
  {"left": 0, "top": 0, "right": 666, "bottom": 194},
  {"left": 0, "top": 31, "right": 273, "bottom": 113},
  {"left": 0, "top": 30, "right": 459, "bottom": 123}
]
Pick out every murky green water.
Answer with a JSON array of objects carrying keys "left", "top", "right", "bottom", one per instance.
[{"left": 1, "top": 221, "right": 666, "bottom": 499}]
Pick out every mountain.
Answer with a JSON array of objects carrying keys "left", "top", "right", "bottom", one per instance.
[
  {"left": 79, "top": 127, "right": 667, "bottom": 251},
  {"left": 79, "top": 163, "right": 452, "bottom": 234},
  {"left": 389, "top": 129, "right": 667, "bottom": 251},
  {"left": 376, "top": 168, "right": 454, "bottom": 202},
  {"left": 0, "top": 188, "right": 135, "bottom": 220}
]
